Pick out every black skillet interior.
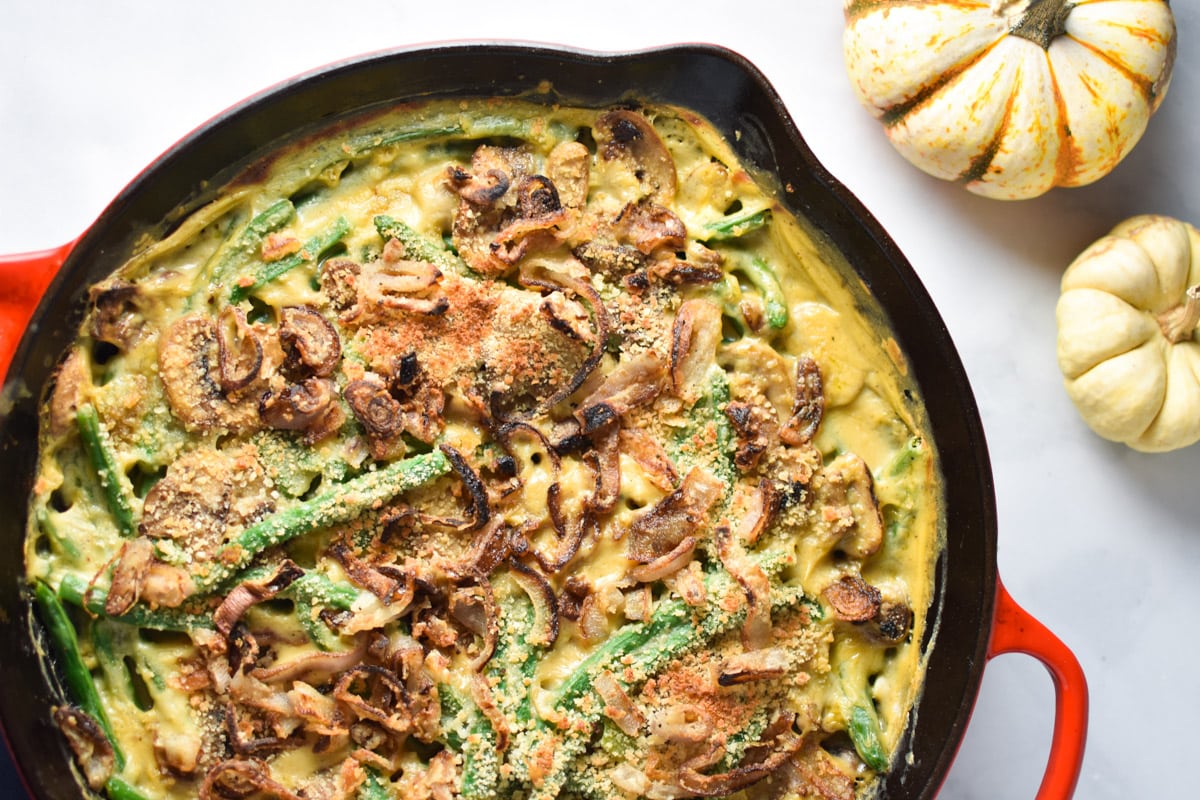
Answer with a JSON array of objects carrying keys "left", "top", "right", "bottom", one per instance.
[{"left": 0, "top": 43, "right": 997, "bottom": 798}]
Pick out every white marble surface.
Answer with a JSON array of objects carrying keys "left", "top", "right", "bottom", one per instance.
[{"left": 2, "top": 2, "right": 1197, "bottom": 798}]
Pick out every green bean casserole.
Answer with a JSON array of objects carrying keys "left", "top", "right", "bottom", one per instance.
[{"left": 25, "top": 98, "right": 943, "bottom": 800}]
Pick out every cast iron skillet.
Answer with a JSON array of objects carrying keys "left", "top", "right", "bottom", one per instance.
[{"left": 0, "top": 43, "right": 1087, "bottom": 799}]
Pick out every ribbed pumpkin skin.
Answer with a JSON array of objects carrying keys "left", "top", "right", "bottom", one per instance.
[
  {"left": 1057, "top": 215, "right": 1200, "bottom": 452},
  {"left": 843, "top": 0, "right": 1176, "bottom": 200}
]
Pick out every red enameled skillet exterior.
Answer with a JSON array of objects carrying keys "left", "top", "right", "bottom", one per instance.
[{"left": 0, "top": 43, "right": 1086, "bottom": 799}]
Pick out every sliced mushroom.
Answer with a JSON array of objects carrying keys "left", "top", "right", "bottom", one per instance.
[
  {"left": 344, "top": 372, "right": 402, "bottom": 437},
  {"left": 259, "top": 377, "right": 344, "bottom": 443},
  {"left": 647, "top": 257, "right": 724, "bottom": 287},
  {"left": 725, "top": 401, "right": 779, "bottom": 473},
  {"left": 449, "top": 146, "right": 535, "bottom": 276},
  {"left": 54, "top": 706, "right": 115, "bottom": 790},
  {"left": 158, "top": 313, "right": 261, "bottom": 432},
  {"left": 572, "top": 239, "right": 648, "bottom": 279},
  {"left": 216, "top": 306, "right": 263, "bottom": 394},
  {"left": 780, "top": 356, "right": 824, "bottom": 446},
  {"left": 140, "top": 449, "right": 234, "bottom": 557},
  {"left": 822, "top": 574, "right": 883, "bottom": 623},
  {"left": 88, "top": 279, "right": 143, "bottom": 350},
  {"left": 47, "top": 347, "right": 91, "bottom": 438},
  {"left": 670, "top": 299, "right": 724, "bottom": 404},
  {"left": 511, "top": 263, "right": 612, "bottom": 417},
  {"left": 628, "top": 466, "right": 724, "bottom": 563},
  {"left": 279, "top": 305, "right": 341, "bottom": 378},
  {"left": 319, "top": 256, "right": 361, "bottom": 314},
  {"left": 867, "top": 601, "right": 914, "bottom": 644},
  {"left": 817, "top": 453, "right": 885, "bottom": 560},
  {"left": 594, "top": 109, "right": 677, "bottom": 205},
  {"left": 545, "top": 140, "right": 590, "bottom": 209},
  {"left": 618, "top": 201, "right": 687, "bottom": 256}
]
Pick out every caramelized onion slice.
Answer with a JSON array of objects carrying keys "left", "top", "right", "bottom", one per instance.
[
  {"left": 628, "top": 535, "right": 696, "bottom": 584},
  {"left": 670, "top": 299, "right": 724, "bottom": 404},
  {"left": 200, "top": 758, "right": 304, "bottom": 800},
  {"left": 716, "top": 524, "right": 772, "bottom": 650},
  {"left": 440, "top": 443, "right": 492, "bottom": 531},
  {"left": 333, "top": 665, "right": 411, "bottom": 735},
  {"left": 717, "top": 647, "right": 791, "bottom": 686},
  {"left": 215, "top": 560, "right": 304, "bottom": 636},
  {"left": 628, "top": 467, "right": 724, "bottom": 563},
  {"left": 677, "top": 729, "right": 806, "bottom": 797},
  {"left": 619, "top": 201, "right": 687, "bottom": 255},
  {"left": 508, "top": 558, "right": 560, "bottom": 647},
  {"left": 594, "top": 670, "right": 645, "bottom": 737},
  {"left": 575, "top": 351, "right": 667, "bottom": 435},
  {"left": 780, "top": 356, "right": 824, "bottom": 446}
]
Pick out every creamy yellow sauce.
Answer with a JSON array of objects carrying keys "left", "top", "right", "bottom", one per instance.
[{"left": 26, "top": 98, "right": 942, "bottom": 800}]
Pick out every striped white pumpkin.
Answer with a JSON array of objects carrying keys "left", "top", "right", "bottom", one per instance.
[{"left": 843, "top": 0, "right": 1176, "bottom": 199}]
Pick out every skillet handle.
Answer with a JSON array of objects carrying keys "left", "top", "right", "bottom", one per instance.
[
  {"left": 0, "top": 243, "right": 73, "bottom": 380},
  {"left": 988, "top": 578, "right": 1088, "bottom": 800}
]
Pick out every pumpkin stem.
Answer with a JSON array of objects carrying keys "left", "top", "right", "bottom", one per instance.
[
  {"left": 1158, "top": 285, "right": 1200, "bottom": 344},
  {"left": 1009, "top": 0, "right": 1074, "bottom": 50}
]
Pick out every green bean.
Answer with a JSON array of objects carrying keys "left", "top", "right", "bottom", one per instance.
[
  {"left": 229, "top": 216, "right": 350, "bottom": 302},
  {"left": 345, "top": 125, "right": 465, "bottom": 156},
  {"left": 57, "top": 566, "right": 360, "bottom": 640},
  {"left": 373, "top": 214, "right": 470, "bottom": 275},
  {"left": 33, "top": 582, "right": 125, "bottom": 770},
  {"left": 57, "top": 574, "right": 213, "bottom": 631},
  {"left": 702, "top": 207, "right": 771, "bottom": 241},
  {"left": 358, "top": 766, "right": 392, "bottom": 800},
  {"left": 105, "top": 776, "right": 153, "bottom": 800},
  {"left": 75, "top": 405, "right": 135, "bottom": 538},
  {"left": 670, "top": 366, "right": 737, "bottom": 491},
  {"left": 438, "top": 684, "right": 499, "bottom": 799},
  {"left": 738, "top": 256, "right": 788, "bottom": 330},
  {"left": 530, "top": 566, "right": 805, "bottom": 799},
  {"left": 849, "top": 703, "right": 889, "bottom": 771},
  {"left": 190, "top": 450, "right": 450, "bottom": 594},
  {"left": 203, "top": 198, "right": 296, "bottom": 291},
  {"left": 888, "top": 435, "right": 925, "bottom": 478}
]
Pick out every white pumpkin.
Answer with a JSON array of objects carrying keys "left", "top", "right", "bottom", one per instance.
[
  {"left": 843, "top": 0, "right": 1176, "bottom": 200},
  {"left": 1057, "top": 215, "right": 1200, "bottom": 452}
]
